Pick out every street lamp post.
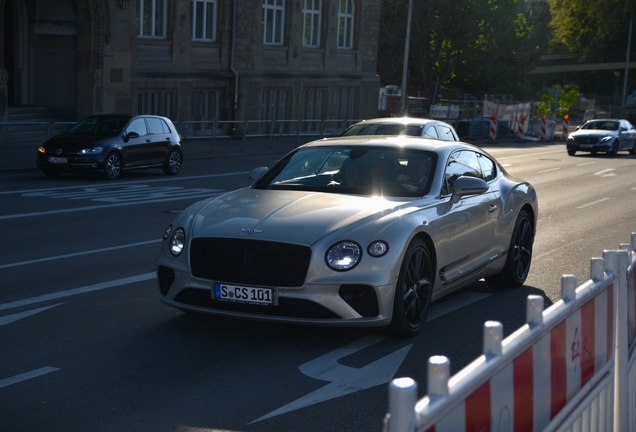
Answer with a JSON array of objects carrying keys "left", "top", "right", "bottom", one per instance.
[{"left": 400, "top": 0, "right": 413, "bottom": 116}]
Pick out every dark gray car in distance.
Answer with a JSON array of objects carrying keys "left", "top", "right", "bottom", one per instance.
[
  {"left": 36, "top": 114, "right": 183, "bottom": 180},
  {"left": 566, "top": 118, "right": 636, "bottom": 156}
]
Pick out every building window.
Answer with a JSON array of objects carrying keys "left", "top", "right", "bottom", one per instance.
[
  {"left": 301, "top": 88, "right": 326, "bottom": 133},
  {"left": 192, "top": 90, "right": 222, "bottom": 122},
  {"left": 191, "top": 0, "right": 216, "bottom": 41},
  {"left": 302, "top": 0, "right": 321, "bottom": 48},
  {"left": 337, "top": 0, "right": 354, "bottom": 49},
  {"left": 336, "top": 88, "right": 358, "bottom": 119},
  {"left": 138, "top": 91, "right": 175, "bottom": 119},
  {"left": 263, "top": 0, "right": 285, "bottom": 45},
  {"left": 262, "top": 89, "right": 290, "bottom": 121},
  {"left": 136, "top": 0, "right": 167, "bottom": 38}
]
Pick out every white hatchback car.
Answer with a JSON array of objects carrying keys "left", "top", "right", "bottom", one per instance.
[{"left": 341, "top": 117, "right": 459, "bottom": 141}]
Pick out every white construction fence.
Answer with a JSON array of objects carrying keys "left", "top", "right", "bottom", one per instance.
[{"left": 385, "top": 233, "right": 636, "bottom": 432}]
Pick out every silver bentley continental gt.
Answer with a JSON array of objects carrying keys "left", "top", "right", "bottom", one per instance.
[{"left": 157, "top": 136, "right": 538, "bottom": 337}]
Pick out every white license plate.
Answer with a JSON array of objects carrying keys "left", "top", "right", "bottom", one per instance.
[
  {"left": 213, "top": 283, "right": 276, "bottom": 305},
  {"left": 49, "top": 156, "right": 68, "bottom": 163},
  {"left": 580, "top": 144, "right": 593, "bottom": 148}
]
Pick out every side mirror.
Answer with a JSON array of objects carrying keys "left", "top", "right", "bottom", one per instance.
[
  {"left": 248, "top": 167, "right": 268, "bottom": 182},
  {"left": 125, "top": 131, "right": 140, "bottom": 140},
  {"left": 451, "top": 176, "right": 489, "bottom": 203}
]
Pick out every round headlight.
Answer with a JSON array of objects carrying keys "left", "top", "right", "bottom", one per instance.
[
  {"left": 326, "top": 241, "right": 361, "bottom": 271},
  {"left": 367, "top": 240, "right": 389, "bottom": 257},
  {"left": 170, "top": 228, "right": 186, "bottom": 256},
  {"left": 163, "top": 224, "right": 173, "bottom": 240}
]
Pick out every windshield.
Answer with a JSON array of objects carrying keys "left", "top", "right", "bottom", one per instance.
[
  {"left": 581, "top": 121, "right": 619, "bottom": 131},
  {"left": 342, "top": 123, "right": 424, "bottom": 137},
  {"left": 255, "top": 146, "right": 437, "bottom": 197},
  {"left": 67, "top": 116, "right": 129, "bottom": 136}
]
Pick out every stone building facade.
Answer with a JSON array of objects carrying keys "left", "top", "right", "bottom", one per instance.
[{"left": 0, "top": 0, "right": 381, "bottom": 125}]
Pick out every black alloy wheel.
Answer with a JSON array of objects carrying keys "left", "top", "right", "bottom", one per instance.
[
  {"left": 486, "top": 209, "right": 533, "bottom": 287},
  {"left": 104, "top": 152, "right": 122, "bottom": 180},
  {"left": 389, "top": 238, "right": 433, "bottom": 337},
  {"left": 609, "top": 141, "right": 619, "bottom": 156},
  {"left": 163, "top": 149, "right": 182, "bottom": 175}
]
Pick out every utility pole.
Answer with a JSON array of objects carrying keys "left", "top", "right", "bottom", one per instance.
[
  {"left": 400, "top": 0, "right": 413, "bottom": 116},
  {"left": 622, "top": 11, "right": 633, "bottom": 107}
]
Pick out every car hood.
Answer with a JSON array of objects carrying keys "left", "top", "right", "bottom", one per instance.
[
  {"left": 570, "top": 129, "right": 617, "bottom": 138},
  {"left": 42, "top": 133, "right": 114, "bottom": 151},
  {"left": 190, "top": 188, "right": 410, "bottom": 245}
]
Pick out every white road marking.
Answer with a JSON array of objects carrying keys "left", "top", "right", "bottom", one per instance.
[
  {"left": 0, "top": 303, "right": 64, "bottom": 327},
  {"left": 593, "top": 168, "right": 616, "bottom": 176},
  {"left": 0, "top": 272, "right": 155, "bottom": 312},
  {"left": 495, "top": 149, "right": 564, "bottom": 160},
  {"left": 251, "top": 290, "right": 491, "bottom": 423},
  {"left": 250, "top": 334, "right": 413, "bottom": 423},
  {"left": 577, "top": 197, "right": 611, "bottom": 209},
  {"left": 537, "top": 167, "right": 561, "bottom": 173},
  {"left": 576, "top": 162, "right": 596, "bottom": 166},
  {"left": 0, "top": 367, "right": 60, "bottom": 389},
  {"left": 0, "top": 240, "right": 161, "bottom": 270}
]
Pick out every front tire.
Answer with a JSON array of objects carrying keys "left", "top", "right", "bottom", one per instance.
[
  {"left": 609, "top": 141, "right": 619, "bottom": 156},
  {"left": 567, "top": 149, "right": 576, "bottom": 156},
  {"left": 630, "top": 142, "right": 636, "bottom": 155},
  {"left": 389, "top": 238, "right": 433, "bottom": 337},
  {"left": 486, "top": 209, "right": 533, "bottom": 287},
  {"left": 163, "top": 148, "right": 182, "bottom": 175},
  {"left": 104, "top": 152, "right": 122, "bottom": 180}
]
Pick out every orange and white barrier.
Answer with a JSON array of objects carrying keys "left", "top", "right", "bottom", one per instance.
[
  {"left": 517, "top": 115, "right": 525, "bottom": 141},
  {"left": 489, "top": 115, "right": 497, "bottom": 142},
  {"left": 540, "top": 115, "right": 548, "bottom": 141},
  {"left": 562, "top": 115, "right": 569, "bottom": 141},
  {"left": 385, "top": 234, "right": 636, "bottom": 432}
]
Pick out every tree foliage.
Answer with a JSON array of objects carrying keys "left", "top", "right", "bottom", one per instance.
[{"left": 378, "top": 0, "right": 537, "bottom": 99}]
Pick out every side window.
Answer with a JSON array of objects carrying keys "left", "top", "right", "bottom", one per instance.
[
  {"left": 437, "top": 125, "right": 456, "bottom": 141},
  {"left": 127, "top": 118, "right": 149, "bottom": 137},
  {"left": 442, "top": 151, "right": 481, "bottom": 195},
  {"left": 477, "top": 154, "right": 495, "bottom": 182},
  {"left": 423, "top": 126, "right": 439, "bottom": 139},
  {"left": 263, "top": 0, "right": 285, "bottom": 45},
  {"left": 146, "top": 117, "right": 165, "bottom": 134}
]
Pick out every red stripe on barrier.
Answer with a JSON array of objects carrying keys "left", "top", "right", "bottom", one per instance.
[
  {"left": 607, "top": 283, "right": 614, "bottom": 362},
  {"left": 465, "top": 381, "right": 491, "bottom": 432},
  {"left": 550, "top": 321, "right": 567, "bottom": 419},
  {"left": 513, "top": 348, "right": 534, "bottom": 432},
  {"left": 580, "top": 299, "right": 595, "bottom": 386}
]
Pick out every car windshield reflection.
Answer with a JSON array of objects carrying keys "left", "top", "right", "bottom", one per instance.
[
  {"left": 67, "top": 116, "right": 129, "bottom": 136},
  {"left": 256, "top": 146, "right": 437, "bottom": 197}
]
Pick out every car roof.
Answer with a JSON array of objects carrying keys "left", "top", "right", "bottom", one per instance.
[
  {"left": 300, "top": 135, "right": 479, "bottom": 154},
  {"left": 350, "top": 117, "right": 448, "bottom": 126}
]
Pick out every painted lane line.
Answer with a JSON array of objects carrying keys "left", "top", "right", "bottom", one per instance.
[
  {"left": 576, "top": 162, "right": 596, "bottom": 166},
  {"left": 0, "top": 240, "right": 161, "bottom": 270},
  {"left": 495, "top": 149, "right": 564, "bottom": 160},
  {"left": 593, "top": 168, "right": 615, "bottom": 176},
  {"left": 576, "top": 197, "right": 611, "bottom": 209},
  {"left": 537, "top": 167, "right": 561, "bottom": 174},
  {"left": 0, "top": 367, "right": 60, "bottom": 389},
  {"left": 251, "top": 334, "right": 412, "bottom": 423},
  {"left": 0, "top": 171, "right": 250, "bottom": 196},
  {"left": 0, "top": 272, "right": 155, "bottom": 312},
  {"left": 0, "top": 191, "right": 224, "bottom": 221},
  {"left": 0, "top": 303, "right": 64, "bottom": 327}
]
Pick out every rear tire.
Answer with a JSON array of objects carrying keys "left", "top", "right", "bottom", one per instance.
[
  {"left": 485, "top": 209, "right": 533, "bottom": 287},
  {"left": 389, "top": 238, "right": 433, "bottom": 337}
]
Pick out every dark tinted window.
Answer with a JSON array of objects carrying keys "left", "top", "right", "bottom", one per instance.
[
  {"left": 442, "top": 150, "right": 482, "bottom": 195},
  {"left": 127, "top": 118, "right": 148, "bottom": 136},
  {"left": 477, "top": 154, "right": 496, "bottom": 182},
  {"left": 147, "top": 117, "right": 166, "bottom": 134}
]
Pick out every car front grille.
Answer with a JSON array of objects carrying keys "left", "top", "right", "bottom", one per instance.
[
  {"left": 190, "top": 238, "right": 311, "bottom": 287},
  {"left": 574, "top": 137, "right": 599, "bottom": 144},
  {"left": 173, "top": 288, "right": 340, "bottom": 319}
]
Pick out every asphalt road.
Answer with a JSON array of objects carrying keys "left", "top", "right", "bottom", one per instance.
[{"left": 1, "top": 142, "right": 635, "bottom": 432}]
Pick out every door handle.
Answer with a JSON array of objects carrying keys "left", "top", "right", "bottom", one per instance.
[{"left": 488, "top": 204, "right": 498, "bottom": 213}]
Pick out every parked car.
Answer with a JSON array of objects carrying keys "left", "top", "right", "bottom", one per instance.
[
  {"left": 36, "top": 114, "right": 183, "bottom": 180},
  {"left": 566, "top": 118, "right": 636, "bottom": 156},
  {"left": 341, "top": 117, "right": 459, "bottom": 141},
  {"left": 157, "top": 136, "right": 537, "bottom": 337}
]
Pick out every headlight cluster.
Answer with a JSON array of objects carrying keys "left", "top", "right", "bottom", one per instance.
[
  {"left": 79, "top": 147, "right": 103, "bottom": 154},
  {"left": 164, "top": 224, "right": 185, "bottom": 256},
  {"left": 600, "top": 136, "right": 612, "bottom": 142},
  {"left": 325, "top": 239, "right": 389, "bottom": 271}
]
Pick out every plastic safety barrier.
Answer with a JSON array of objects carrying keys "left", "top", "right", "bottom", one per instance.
[{"left": 385, "top": 233, "right": 636, "bottom": 432}]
